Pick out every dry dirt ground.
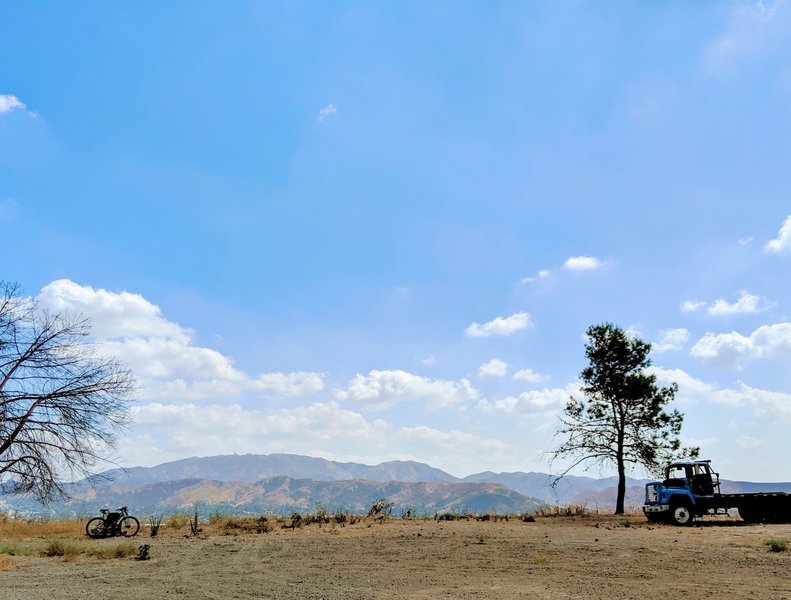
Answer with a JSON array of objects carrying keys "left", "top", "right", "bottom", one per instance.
[{"left": 1, "top": 515, "right": 790, "bottom": 600}]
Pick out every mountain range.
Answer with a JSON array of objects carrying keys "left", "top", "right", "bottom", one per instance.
[{"left": 3, "top": 453, "right": 790, "bottom": 517}]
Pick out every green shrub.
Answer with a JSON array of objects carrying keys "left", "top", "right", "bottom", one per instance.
[
  {"left": 765, "top": 539, "right": 788, "bottom": 553},
  {"left": 149, "top": 514, "right": 163, "bottom": 537}
]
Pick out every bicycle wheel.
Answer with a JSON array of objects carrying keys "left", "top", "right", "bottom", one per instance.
[
  {"left": 119, "top": 516, "right": 140, "bottom": 537},
  {"left": 86, "top": 517, "right": 107, "bottom": 538}
]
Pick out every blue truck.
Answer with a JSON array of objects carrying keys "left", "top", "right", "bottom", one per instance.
[{"left": 643, "top": 459, "right": 791, "bottom": 525}]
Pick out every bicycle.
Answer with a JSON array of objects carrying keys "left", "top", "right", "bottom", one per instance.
[{"left": 85, "top": 506, "right": 140, "bottom": 538}]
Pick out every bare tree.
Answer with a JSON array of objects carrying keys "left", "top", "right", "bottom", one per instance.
[
  {"left": 553, "top": 323, "right": 697, "bottom": 514},
  {"left": 0, "top": 281, "right": 135, "bottom": 503}
]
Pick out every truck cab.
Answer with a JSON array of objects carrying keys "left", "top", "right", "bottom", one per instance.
[{"left": 643, "top": 459, "right": 721, "bottom": 525}]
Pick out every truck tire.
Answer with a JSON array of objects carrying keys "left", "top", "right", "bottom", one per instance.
[{"left": 670, "top": 501, "right": 694, "bottom": 526}]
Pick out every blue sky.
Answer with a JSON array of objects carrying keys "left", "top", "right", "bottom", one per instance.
[{"left": 2, "top": 1, "right": 791, "bottom": 481}]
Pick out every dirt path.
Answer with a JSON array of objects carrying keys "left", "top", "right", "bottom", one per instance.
[{"left": 1, "top": 516, "right": 789, "bottom": 599}]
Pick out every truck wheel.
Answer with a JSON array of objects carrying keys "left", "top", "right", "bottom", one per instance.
[{"left": 670, "top": 502, "right": 693, "bottom": 526}]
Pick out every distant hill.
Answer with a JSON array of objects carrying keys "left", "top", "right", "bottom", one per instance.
[
  {"left": 89, "top": 453, "right": 650, "bottom": 504},
  {"left": 6, "top": 476, "right": 543, "bottom": 517},
  {"left": 95, "top": 453, "right": 458, "bottom": 487},
  {"left": 4, "top": 453, "right": 790, "bottom": 517}
]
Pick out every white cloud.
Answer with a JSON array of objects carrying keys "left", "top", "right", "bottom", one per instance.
[
  {"left": 318, "top": 104, "right": 337, "bottom": 122},
  {"left": 419, "top": 354, "right": 437, "bottom": 366},
  {"left": 680, "top": 291, "right": 770, "bottom": 316},
  {"left": 689, "top": 322, "right": 791, "bottom": 367},
  {"left": 512, "top": 368, "right": 549, "bottom": 384},
  {"left": 737, "top": 236, "right": 754, "bottom": 247},
  {"left": 654, "top": 328, "right": 690, "bottom": 353},
  {"left": 480, "top": 384, "right": 579, "bottom": 416},
  {"left": 765, "top": 215, "right": 791, "bottom": 254},
  {"left": 36, "top": 279, "right": 325, "bottom": 400},
  {"left": 121, "top": 400, "right": 389, "bottom": 466},
  {"left": 563, "top": 256, "right": 602, "bottom": 271},
  {"left": 254, "top": 372, "right": 326, "bottom": 396},
  {"left": 681, "top": 300, "right": 707, "bottom": 313},
  {"left": 466, "top": 311, "right": 533, "bottom": 338},
  {"left": 397, "top": 426, "right": 516, "bottom": 472},
  {"left": 708, "top": 291, "right": 769, "bottom": 315},
  {"left": 735, "top": 435, "right": 765, "bottom": 449},
  {"left": 652, "top": 366, "right": 791, "bottom": 421},
  {"left": 335, "top": 369, "right": 480, "bottom": 410},
  {"left": 0, "top": 94, "right": 26, "bottom": 114},
  {"left": 521, "top": 269, "right": 551, "bottom": 284},
  {"left": 38, "top": 279, "right": 186, "bottom": 339},
  {"left": 478, "top": 358, "right": 508, "bottom": 379}
]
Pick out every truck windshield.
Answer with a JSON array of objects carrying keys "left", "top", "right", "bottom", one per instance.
[{"left": 667, "top": 465, "right": 688, "bottom": 480}]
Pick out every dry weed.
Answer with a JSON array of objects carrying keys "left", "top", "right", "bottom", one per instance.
[{"left": 0, "top": 555, "right": 16, "bottom": 571}]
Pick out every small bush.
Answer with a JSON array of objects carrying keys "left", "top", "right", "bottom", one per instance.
[
  {"left": 188, "top": 506, "right": 200, "bottom": 536},
  {"left": 167, "top": 513, "right": 190, "bottom": 530},
  {"left": 149, "top": 514, "right": 163, "bottom": 537},
  {"left": 435, "top": 512, "right": 460, "bottom": 521},
  {"left": 0, "top": 555, "right": 15, "bottom": 571},
  {"left": 43, "top": 540, "right": 67, "bottom": 557},
  {"left": 289, "top": 512, "right": 302, "bottom": 529},
  {"left": 401, "top": 506, "right": 416, "bottom": 519},
  {"left": 367, "top": 498, "right": 394, "bottom": 518},
  {"left": 220, "top": 516, "right": 269, "bottom": 535},
  {"left": 765, "top": 539, "right": 789, "bottom": 553}
]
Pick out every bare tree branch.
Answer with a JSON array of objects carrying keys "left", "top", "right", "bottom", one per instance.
[{"left": 0, "top": 281, "right": 136, "bottom": 503}]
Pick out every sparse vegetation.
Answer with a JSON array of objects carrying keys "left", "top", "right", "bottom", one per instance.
[
  {"left": 765, "top": 539, "right": 788, "bottom": 553},
  {"left": 167, "top": 512, "right": 191, "bottom": 530},
  {"left": 533, "top": 504, "right": 589, "bottom": 518},
  {"left": 2, "top": 539, "right": 137, "bottom": 560},
  {"left": 189, "top": 506, "right": 200, "bottom": 536},
  {"left": 289, "top": 512, "right": 303, "bottom": 529},
  {"left": 367, "top": 498, "right": 394, "bottom": 518},
  {"left": 149, "top": 514, "right": 163, "bottom": 537}
]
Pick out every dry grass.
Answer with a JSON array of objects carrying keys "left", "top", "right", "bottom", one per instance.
[
  {"left": 0, "top": 513, "right": 84, "bottom": 541},
  {"left": 0, "top": 554, "right": 17, "bottom": 571},
  {"left": 0, "top": 539, "right": 137, "bottom": 561}
]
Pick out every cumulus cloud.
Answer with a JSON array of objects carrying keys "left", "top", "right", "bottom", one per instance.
[
  {"left": 681, "top": 300, "right": 707, "bottom": 313},
  {"left": 689, "top": 322, "right": 791, "bottom": 367},
  {"left": 654, "top": 328, "right": 691, "bottom": 353},
  {"left": 480, "top": 384, "right": 579, "bottom": 416},
  {"left": 466, "top": 312, "right": 533, "bottom": 338},
  {"left": 563, "top": 256, "right": 603, "bottom": 271},
  {"left": 335, "top": 369, "right": 479, "bottom": 410},
  {"left": 652, "top": 366, "right": 791, "bottom": 422},
  {"left": 512, "top": 368, "right": 549, "bottom": 384},
  {"left": 478, "top": 358, "right": 508, "bottom": 379},
  {"left": 708, "top": 291, "right": 769, "bottom": 315},
  {"left": 120, "top": 400, "right": 389, "bottom": 465},
  {"left": 318, "top": 104, "right": 337, "bottom": 122},
  {"left": 521, "top": 269, "right": 551, "bottom": 284},
  {"left": 36, "top": 279, "right": 325, "bottom": 400},
  {"left": 680, "top": 291, "right": 770, "bottom": 316},
  {"left": 397, "top": 426, "right": 516, "bottom": 471},
  {"left": 765, "top": 215, "right": 791, "bottom": 254},
  {"left": 0, "top": 94, "right": 27, "bottom": 114}
]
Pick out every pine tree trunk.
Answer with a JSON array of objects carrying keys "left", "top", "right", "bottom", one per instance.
[{"left": 615, "top": 458, "right": 626, "bottom": 515}]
